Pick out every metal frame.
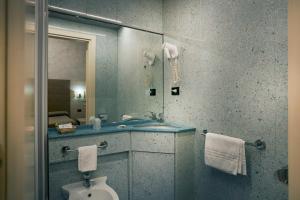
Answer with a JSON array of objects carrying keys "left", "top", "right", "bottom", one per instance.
[
  {"left": 35, "top": 0, "right": 48, "bottom": 199},
  {"left": 61, "top": 141, "right": 108, "bottom": 154},
  {"left": 26, "top": 0, "right": 163, "bottom": 36}
]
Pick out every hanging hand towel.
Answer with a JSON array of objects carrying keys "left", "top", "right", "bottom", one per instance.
[
  {"left": 78, "top": 145, "right": 97, "bottom": 172},
  {"left": 205, "top": 133, "right": 247, "bottom": 176}
]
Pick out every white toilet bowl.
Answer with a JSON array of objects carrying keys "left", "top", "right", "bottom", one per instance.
[{"left": 62, "top": 176, "right": 119, "bottom": 200}]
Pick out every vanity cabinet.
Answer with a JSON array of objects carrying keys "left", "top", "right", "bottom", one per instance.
[
  {"left": 48, "top": 130, "right": 195, "bottom": 200},
  {"left": 131, "top": 131, "right": 195, "bottom": 200},
  {"left": 49, "top": 132, "right": 131, "bottom": 163},
  {"left": 132, "top": 152, "right": 175, "bottom": 200},
  {"left": 48, "top": 132, "right": 131, "bottom": 200}
]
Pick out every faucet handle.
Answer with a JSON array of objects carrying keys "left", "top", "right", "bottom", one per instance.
[
  {"left": 144, "top": 111, "right": 156, "bottom": 119},
  {"left": 158, "top": 112, "right": 164, "bottom": 118},
  {"left": 146, "top": 111, "right": 154, "bottom": 115},
  {"left": 158, "top": 113, "right": 164, "bottom": 122}
]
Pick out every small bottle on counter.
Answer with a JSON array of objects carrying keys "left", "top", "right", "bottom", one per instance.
[
  {"left": 93, "top": 118, "right": 101, "bottom": 130},
  {"left": 89, "top": 116, "right": 95, "bottom": 125}
]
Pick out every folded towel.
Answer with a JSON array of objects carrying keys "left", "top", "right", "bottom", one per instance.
[
  {"left": 78, "top": 145, "right": 97, "bottom": 172},
  {"left": 205, "top": 133, "right": 247, "bottom": 176}
]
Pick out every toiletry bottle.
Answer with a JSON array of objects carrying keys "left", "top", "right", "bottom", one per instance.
[
  {"left": 89, "top": 116, "right": 95, "bottom": 125},
  {"left": 94, "top": 118, "right": 101, "bottom": 130}
]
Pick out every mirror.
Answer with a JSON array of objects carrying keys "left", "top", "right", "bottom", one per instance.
[{"left": 47, "top": 13, "right": 164, "bottom": 126}]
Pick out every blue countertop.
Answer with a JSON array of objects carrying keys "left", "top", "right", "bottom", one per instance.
[{"left": 48, "top": 120, "right": 196, "bottom": 139}]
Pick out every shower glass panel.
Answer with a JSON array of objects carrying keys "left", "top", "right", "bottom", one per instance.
[{"left": 5, "top": 0, "right": 40, "bottom": 199}]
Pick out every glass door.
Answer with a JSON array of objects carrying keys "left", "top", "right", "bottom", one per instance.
[{"left": 4, "top": 0, "right": 48, "bottom": 199}]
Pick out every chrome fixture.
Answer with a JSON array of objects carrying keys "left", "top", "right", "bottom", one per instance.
[
  {"left": 26, "top": 0, "right": 122, "bottom": 24},
  {"left": 145, "top": 111, "right": 164, "bottom": 122},
  {"left": 145, "top": 111, "right": 157, "bottom": 120},
  {"left": 201, "top": 130, "right": 266, "bottom": 151},
  {"left": 157, "top": 113, "right": 164, "bottom": 123},
  {"left": 82, "top": 172, "right": 95, "bottom": 188},
  {"left": 61, "top": 141, "right": 108, "bottom": 154}
]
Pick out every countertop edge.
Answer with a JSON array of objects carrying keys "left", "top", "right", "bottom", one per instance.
[{"left": 48, "top": 122, "right": 196, "bottom": 139}]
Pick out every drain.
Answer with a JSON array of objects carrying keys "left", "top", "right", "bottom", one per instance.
[{"left": 88, "top": 193, "right": 92, "bottom": 198}]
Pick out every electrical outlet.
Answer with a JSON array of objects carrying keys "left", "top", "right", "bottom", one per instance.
[
  {"left": 171, "top": 87, "right": 180, "bottom": 95},
  {"left": 149, "top": 88, "right": 156, "bottom": 96}
]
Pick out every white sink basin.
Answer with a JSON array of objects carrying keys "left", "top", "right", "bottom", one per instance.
[{"left": 62, "top": 176, "right": 119, "bottom": 200}]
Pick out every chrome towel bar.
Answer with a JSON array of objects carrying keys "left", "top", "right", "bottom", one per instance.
[
  {"left": 201, "top": 130, "right": 266, "bottom": 150},
  {"left": 61, "top": 141, "right": 108, "bottom": 154}
]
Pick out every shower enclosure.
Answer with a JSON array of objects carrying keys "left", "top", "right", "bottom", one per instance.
[{"left": 2, "top": 0, "right": 48, "bottom": 199}]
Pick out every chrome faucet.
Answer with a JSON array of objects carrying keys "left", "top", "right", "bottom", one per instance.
[
  {"left": 145, "top": 111, "right": 157, "bottom": 120},
  {"left": 157, "top": 113, "right": 164, "bottom": 123},
  {"left": 145, "top": 111, "right": 164, "bottom": 122},
  {"left": 82, "top": 172, "right": 94, "bottom": 188}
]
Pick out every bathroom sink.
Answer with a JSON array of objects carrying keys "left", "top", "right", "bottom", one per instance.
[
  {"left": 62, "top": 176, "right": 119, "bottom": 200},
  {"left": 133, "top": 123, "right": 180, "bottom": 129}
]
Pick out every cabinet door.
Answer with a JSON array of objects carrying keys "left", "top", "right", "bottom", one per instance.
[
  {"left": 49, "top": 153, "right": 129, "bottom": 200},
  {"left": 95, "top": 153, "right": 129, "bottom": 200},
  {"left": 132, "top": 152, "right": 174, "bottom": 200}
]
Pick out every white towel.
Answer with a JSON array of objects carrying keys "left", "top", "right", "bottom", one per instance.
[
  {"left": 205, "top": 133, "right": 247, "bottom": 176},
  {"left": 78, "top": 145, "right": 97, "bottom": 172}
]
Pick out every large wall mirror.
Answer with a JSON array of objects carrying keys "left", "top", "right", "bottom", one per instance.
[{"left": 47, "top": 12, "right": 164, "bottom": 126}]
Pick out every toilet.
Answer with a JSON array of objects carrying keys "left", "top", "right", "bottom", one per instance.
[{"left": 62, "top": 176, "right": 119, "bottom": 200}]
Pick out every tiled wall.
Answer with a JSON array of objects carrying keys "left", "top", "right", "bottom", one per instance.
[
  {"left": 48, "top": 0, "right": 163, "bottom": 33},
  {"left": 162, "top": 0, "right": 288, "bottom": 200}
]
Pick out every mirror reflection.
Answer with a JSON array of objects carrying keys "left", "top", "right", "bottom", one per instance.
[
  {"left": 48, "top": 37, "right": 87, "bottom": 127},
  {"left": 48, "top": 14, "right": 164, "bottom": 127}
]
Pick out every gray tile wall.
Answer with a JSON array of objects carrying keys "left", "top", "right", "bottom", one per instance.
[{"left": 162, "top": 0, "right": 288, "bottom": 200}]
